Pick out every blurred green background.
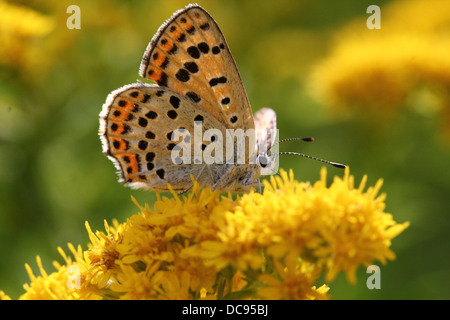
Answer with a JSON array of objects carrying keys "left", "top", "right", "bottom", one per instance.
[{"left": 1, "top": 0, "right": 449, "bottom": 299}]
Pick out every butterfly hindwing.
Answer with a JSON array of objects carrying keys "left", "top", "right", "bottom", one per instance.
[
  {"left": 254, "top": 107, "right": 277, "bottom": 155},
  {"left": 139, "top": 4, "right": 254, "bottom": 131},
  {"left": 99, "top": 83, "right": 227, "bottom": 191}
]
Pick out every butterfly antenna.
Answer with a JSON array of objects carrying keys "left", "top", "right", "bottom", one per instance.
[
  {"left": 268, "top": 137, "right": 314, "bottom": 154},
  {"left": 278, "top": 151, "right": 346, "bottom": 169},
  {"left": 278, "top": 137, "right": 314, "bottom": 143}
]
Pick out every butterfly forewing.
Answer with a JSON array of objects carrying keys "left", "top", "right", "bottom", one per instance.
[{"left": 139, "top": 4, "right": 254, "bottom": 131}]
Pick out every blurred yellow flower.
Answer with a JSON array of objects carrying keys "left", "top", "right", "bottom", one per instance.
[
  {"left": 0, "top": 0, "right": 126, "bottom": 78},
  {"left": 1, "top": 168, "right": 409, "bottom": 300},
  {"left": 310, "top": 0, "right": 450, "bottom": 136},
  {"left": 0, "top": 0, "right": 55, "bottom": 72}
]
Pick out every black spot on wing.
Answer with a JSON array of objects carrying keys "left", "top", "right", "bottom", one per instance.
[
  {"left": 156, "top": 169, "right": 165, "bottom": 179},
  {"left": 167, "top": 110, "right": 178, "bottom": 119},
  {"left": 186, "top": 91, "right": 201, "bottom": 103},
  {"left": 157, "top": 73, "right": 168, "bottom": 87},
  {"left": 187, "top": 46, "right": 200, "bottom": 59},
  {"left": 200, "top": 23, "right": 210, "bottom": 30},
  {"left": 209, "top": 76, "right": 227, "bottom": 87},
  {"left": 169, "top": 96, "right": 180, "bottom": 109},
  {"left": 184, "top": 61, "right": 198, "bottom": 73},
  {"left": 175, "top": 69, "right": 190, "bottom": 82},
  {"left": 198, "top": 42, "right": 209, "bottom": 54}
]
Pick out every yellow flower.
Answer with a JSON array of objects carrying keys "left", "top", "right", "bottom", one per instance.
[
  {"left": 3, "top": 246, "right": 102, "bottom": 300},
  {"left": 159, "top": 271, "right": 194, "bottom": 300},
  {"left": 83, "top": 220, "right": 126, "bottom": 289},
  {"left": 309, "top": 0, "right": 450, "bottom": 138},
  {"left": 309, "top": 170, "right": 410, "bottom": 283},
  {"left": 1, "top": 168, "right": 408, "bottom": 299},
  {"left": 190, "top": 168, "right": 409, "bottom": 284},
  {"left": 0, "top": 0, "right": 55, "bottom": 72},
  {"left": 0, "top": 0, "right": 130, "bottom": 78},
  {"left": 0, "top": 291, "right": 11, "bottom": 300},
  {"left": 258, "top": 253, "right": 329, "bottom": 300},
  {"left": 108, "top": 261, "right": 164, "bottom": 300}
]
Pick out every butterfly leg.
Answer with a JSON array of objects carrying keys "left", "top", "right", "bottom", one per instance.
[
  {"left": 211, "top": 165, "right": 237, "bottom": 192},
  {"left": 177, "top": 184, "right": 193, "bottom": 196},
  {"left": 242, "top": 178, "right": 264, "bottom": 194},
  {"left": 268, "top": 167, "right": 281, "bottom": 178},
  {"left": 177, "top": 164, "right": 207, "bottom": 196}
]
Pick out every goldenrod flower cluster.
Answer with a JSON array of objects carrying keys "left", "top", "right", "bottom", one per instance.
[
  {"left": 0, "top": 168, "right": 409, "bottom": 300},
  {"left": 310, "top": 0, "right": 450, "bottom": 133}
]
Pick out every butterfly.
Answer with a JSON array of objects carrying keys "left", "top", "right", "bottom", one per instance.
[{"left": 99, "top": 4, "right": 344, "bottom": 193}]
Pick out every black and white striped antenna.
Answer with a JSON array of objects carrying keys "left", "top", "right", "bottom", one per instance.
[{"left": 269, "top": 137, "right": 346, "bottom": 169}]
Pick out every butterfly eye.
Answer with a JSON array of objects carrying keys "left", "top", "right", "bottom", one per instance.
[{"left": 257, "top": 154, "right": 270, "bottom": 168}]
